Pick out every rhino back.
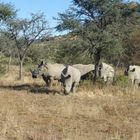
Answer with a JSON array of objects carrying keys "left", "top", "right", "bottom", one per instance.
[
  {"left": 73, "top": 64, "right": 94, "bottom": 76},
  {"left": 47, "top": 63, "right": 65, "bottom": 79}
]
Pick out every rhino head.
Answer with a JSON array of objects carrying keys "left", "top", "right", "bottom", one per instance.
[
  {"left": 31, "top": 61, "right": 48, "bottom": 78},
  {"left": 30, "top": 69, "right": 39, "bottom": 78}
]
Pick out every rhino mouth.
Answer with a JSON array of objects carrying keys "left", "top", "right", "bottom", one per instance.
[
  {"left": 31, "top": 69, "right": 39, "bottom": 78},
  {"left": 64, "top": 90, "right": 70, "bottom": 95},
  {"left": 32, "top": 75, "right": 37, "bottom": 78}
]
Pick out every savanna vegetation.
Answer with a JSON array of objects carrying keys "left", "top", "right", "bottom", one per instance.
[{"left": 0, "top": 1, "right": 140, "bottom": 140}]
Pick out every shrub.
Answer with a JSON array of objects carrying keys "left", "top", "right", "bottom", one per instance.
[{"left": 113, "top": 75, "right": 131, "bottom": 88}]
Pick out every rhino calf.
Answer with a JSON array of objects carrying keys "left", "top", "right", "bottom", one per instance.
[
  {"left": 124, "top": 65, "right": 140, "bottom": 87},
  {"left": 98, "top": 62, "right": 115, "bottom": 83},
  {"left": 61, "top": 65, "right": 81, "bottom": 95}
]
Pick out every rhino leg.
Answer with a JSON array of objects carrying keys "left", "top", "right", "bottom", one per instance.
[
  {"left": 71, "top": 82, "right": 76, "bottom": 93},
  {"left": 103, "top": 76, "right": 107, "bottom": 82},
  {"left": 71, "top": 82, "right": 79, "bottom": 93},
  {"left": 46, "top": 78, "right": 51, "bottom": 87},
  {"left": 134, "top": 79, "right": 139, "bottom": 89},
  {"left": 49, "top": 77, "right": 54, "bottom": 88}
]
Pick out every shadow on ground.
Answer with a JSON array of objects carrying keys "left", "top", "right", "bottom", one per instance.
[{"left": 0, "top": 84, "right": 62, "bottom": 95}]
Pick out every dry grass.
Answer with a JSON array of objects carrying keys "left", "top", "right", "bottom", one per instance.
[{"left": 0, "top": 68, "right": 139, "bottom": 140}]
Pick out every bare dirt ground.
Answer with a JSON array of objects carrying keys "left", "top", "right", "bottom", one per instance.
[{"left": 0, "top": 68, "right": 139, "bottom": 140}]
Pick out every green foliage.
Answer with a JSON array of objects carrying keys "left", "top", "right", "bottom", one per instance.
[
  {"left": 55, "top": 0, "right": 128, "bottom": 82},
  {"left": 122, "top": 28, "right": 140, "bottom": 65},
  {"left": 0, "top": 64, "right": 6, "bottom": 74},
  {"left": 0, "top": 2, "right": 16, "bottom": 21},
  {"left": 0, "top": 32, "right": 17, "bottom": 56},
  {"left": 27, "top": 39, "right": 59, "bottom": 64},
  {"left": 113, "top": 75, "right": 131, "bottom": 88},
  {"left": 0, "top": 54, "right": 8, "bottom": 74},
  {"left": 0, "top": 0, "right": 140, "bottom": 75},
  {"left": 55, "top": 38, "right": 93, "bottom": 64},
  {"left": 4, "top": 12, "right": 51, "bottom": 79},
  {"left": 55, "top": 0, "right": 140, "bottom": 69}
]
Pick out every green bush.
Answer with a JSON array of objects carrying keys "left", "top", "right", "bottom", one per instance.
[
  {"left": 0, "top": 55, "right": 8, "bottom": 75},
  {"left": 113, "top": 75, "right": 131, "bottom": 88},
  {"left": 0, "top": 64, "right": 6, "bottom": 75}
]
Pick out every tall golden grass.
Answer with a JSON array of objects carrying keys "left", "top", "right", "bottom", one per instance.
[{"left": 0, "top": 66, "right": 139, "bottom": 140}]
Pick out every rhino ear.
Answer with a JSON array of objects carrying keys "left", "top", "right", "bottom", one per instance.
[
  {"left": 98, "top": 63, "right": 102, "bottom": 69},
  {"left": 41, "top": 61, "right": 44, "bottom": 65},
  {"left": 38, "top": 61, "right": 44, "bottom": 68},
  {"left": 40, "top": 60, "right": 47, "bottom": 66}
]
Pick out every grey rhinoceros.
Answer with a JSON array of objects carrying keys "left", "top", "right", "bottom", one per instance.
[
  {"left": 72, "top": 64, "right": 95, "bottom": 80},
  {"left": 61, "top": 65, "right": 81, "bottom": 95},
  {"left": 31, "top": 61, "right": 65, "bottom": 87},
  {"left": 124, "top": 65, "right": 140, "bottom": 88},
  {"left": 98, "top": 62, "right": 115, "bottom": 83}
]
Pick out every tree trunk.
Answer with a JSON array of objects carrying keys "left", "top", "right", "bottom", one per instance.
[
  {"left": 7, "top": 54, "right": 12, "bottom": 72},
  {"left": 19, "top": 59, "right": 24, "bottom": 81},
  {"left": 93, "top": 48, "right": 102, "bottom": 84}
]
